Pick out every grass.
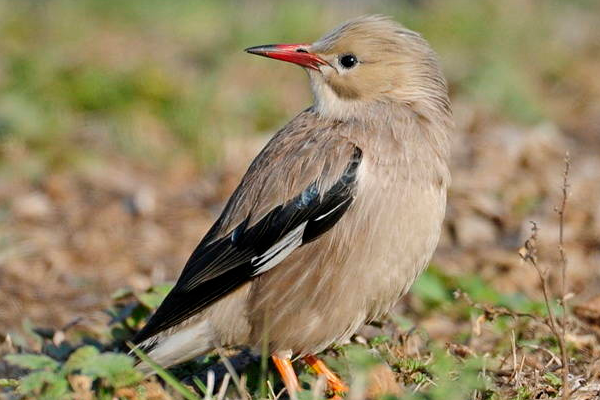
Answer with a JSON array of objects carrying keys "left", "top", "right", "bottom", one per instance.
[{"left": 1, "top": 262, "right": 589, "bottom": 399}]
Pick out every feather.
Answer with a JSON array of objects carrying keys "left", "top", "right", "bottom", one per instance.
[{"left": 132, "top": 137, "right": 362, "bottom": 345}]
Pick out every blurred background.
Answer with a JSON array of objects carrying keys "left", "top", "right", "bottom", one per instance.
[{"left": 1, "top": 0, "right": 599, "bottom": 344}]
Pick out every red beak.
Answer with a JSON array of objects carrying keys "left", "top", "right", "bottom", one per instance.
[{"left": 245, "top": 43, "right": 327, "bottom": 71}]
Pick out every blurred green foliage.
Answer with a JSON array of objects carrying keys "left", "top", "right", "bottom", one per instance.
[
  {"left": 1, "top": 0, "right": 597, "bottom": 179},
  {"left": 5, "top": 348, "right": 143, "bottom": 399},
  {"left": 413, "top": 266, "right": 559, "bottom": 316}
]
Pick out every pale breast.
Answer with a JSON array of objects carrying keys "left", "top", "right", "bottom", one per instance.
[
  {"left": 351, "top": 157, "right": 448, "bottom": 319},
  {"left": 247, "top": 153, "right": 448, "bottom": 355}
]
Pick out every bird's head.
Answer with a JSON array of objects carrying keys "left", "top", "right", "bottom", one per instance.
[{"left": 245, "top": 15, "right": 451, "bottom": 122}]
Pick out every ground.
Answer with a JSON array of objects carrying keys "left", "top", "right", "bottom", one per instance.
[{"left": 1, "top": 0, "right": 600, "bottom": 399}]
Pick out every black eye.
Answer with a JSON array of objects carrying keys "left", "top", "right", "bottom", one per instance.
[{"left": 339, "top": 54, "right": 358, "bottom": 69}]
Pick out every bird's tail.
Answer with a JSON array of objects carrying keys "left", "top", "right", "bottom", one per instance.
[{"left": 131, "top": 319, "right": 216, "bottom": 376}]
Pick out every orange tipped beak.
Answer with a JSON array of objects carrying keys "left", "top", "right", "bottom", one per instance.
[{"left": 245, "top": 43, "right": 327, "bottom": 70}]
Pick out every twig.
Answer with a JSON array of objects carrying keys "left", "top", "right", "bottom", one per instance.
[
  {"left": 523, "top": 344, "right": 562, "bottom": 370},
  {"left": 520, "top": 222, "right": 567, "bottom": 367},
  {"left": 555, "top": 152, "right": 571, "bottom": 400},
  {"left": 454, "top": 290, "right": 540, "bottom": 322},
  {"left": 518, "top": 153, "right": 572, "bottom": 400}
]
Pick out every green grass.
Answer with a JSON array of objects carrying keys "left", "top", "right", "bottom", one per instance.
[{"left": 2, "top": 267, "right": 579, "bottom": 399}]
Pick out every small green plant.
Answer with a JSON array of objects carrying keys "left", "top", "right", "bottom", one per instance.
[
  {"left": 5, "top": 346, "right": 142, "bottom": 399},
  {"left": 107, "top": 283, "right": 173, "bottom": 342},
  {"left": 129, "top": 344, "right": 201, "bottom": 400}
]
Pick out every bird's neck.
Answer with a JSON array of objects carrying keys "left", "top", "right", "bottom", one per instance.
[
  {"left": 313, "top": 97, "right": 451, "bottom": 190},
  {"left": 310, "top": 74, "right": 452, "bottom": 176},
  {"left": 314, "top": 96, "right": 450, "bottom": 159}
]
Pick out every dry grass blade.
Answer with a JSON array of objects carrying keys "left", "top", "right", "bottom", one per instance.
[
  {"left": 265, "top": 379, "right": 280, "bottom": 400},
  {"left": 216, "top": 373, "right": 231, "bottom": 400},
  {"left": 205, "top": 370, "right": 215, "bottom": 400},
  {"left": 127, "top": 342, "right": 201, "bottom": 400},
  {"left": 216, "top": 348, "right": 251, "bottom": 400},
  {"left": 311, "top": 374, "right": 327, "bottom": 399},
  {"left": 510, "top": 330, "right": 518, "bottom": 384}
]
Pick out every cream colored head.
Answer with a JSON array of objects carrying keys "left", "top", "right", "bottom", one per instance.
[{"left": 246, "top": 15, "right": 451, "bottom": 123}]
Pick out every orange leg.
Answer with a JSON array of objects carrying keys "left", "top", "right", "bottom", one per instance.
[
  {"left": 272, "top": 355, "right": 300, "bottom": 396},
  {"left": 303, "top": 354, "right": 348, "bottom": 396}
]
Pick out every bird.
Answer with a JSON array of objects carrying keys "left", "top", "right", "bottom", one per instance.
[{"left": 132, "top": 15, "right": 452, "bottom": 397}]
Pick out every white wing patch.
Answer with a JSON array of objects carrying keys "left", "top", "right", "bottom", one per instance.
[
  {"left": 313, "top": 198, "right": 351, "bottom": 221},
  {"left": 251, "top": 221, "right": 307, "bottom": 276}
]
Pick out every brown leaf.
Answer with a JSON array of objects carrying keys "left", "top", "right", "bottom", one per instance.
[
  {"left": 366, "top": 364, "right": 403, "bottom": 399},
  {"left": 574, "top": 295, "right": 600, "bottom": 325},
  {"left": 69, "top": 375, "right": 93, "bottom": 400}
]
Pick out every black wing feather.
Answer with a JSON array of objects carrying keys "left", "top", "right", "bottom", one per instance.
[{"left": 133, "top": 147, "right": 362, "bottom": 344}]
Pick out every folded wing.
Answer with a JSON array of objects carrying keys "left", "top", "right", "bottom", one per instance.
[{"left": 133, "top": 109, "right": 362, "bottom": 344}]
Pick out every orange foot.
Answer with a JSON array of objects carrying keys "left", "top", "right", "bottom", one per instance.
[
  {"left": 272, "top": 354, "right": 300, "bottom": 397},
  {"left": 272, "top": 353, "right": 348, "bottom": 399},
  {"left": 303, "top": 354, "right": 348, "bottom": 397}
]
